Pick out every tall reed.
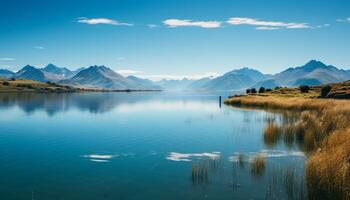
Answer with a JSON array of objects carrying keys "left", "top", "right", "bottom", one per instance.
[
  {"left": 225, "top": 95, "right": 350, "bottom": 199},
  {"left": 263, "top": 122, "right": 282, "bottom": 147},
  {"left": 251, "top": 154, "right": 266, "bottom": 177}
]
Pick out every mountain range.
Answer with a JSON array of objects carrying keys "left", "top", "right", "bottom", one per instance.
[
  {"left": 11, "top": 64, "right": 81, "bottom": 83},
  {"left": 254, "top": 60, "right": 350, "bottom": 88},
  {"left": 1, "top": 60, "right": 349, "bottom": 91},
  {"left": 61, "top": 65, "right": 161, "bottom": 90},
  {"left": 198, "top": 68, "right": 271, "bottom": 91},
  {"left": 41, "top": 64, "right": 76, "bottom": 79},
  {"left": 0, "top": 69, "right": 14, "bottom": 78}
]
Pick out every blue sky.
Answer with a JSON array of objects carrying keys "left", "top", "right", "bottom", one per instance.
[{"left": 0, "top": 0, "right": 349, "bottom": 79}]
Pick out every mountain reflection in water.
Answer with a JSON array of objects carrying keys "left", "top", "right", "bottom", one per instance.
[{"left": 0, "top": 92, "right": 229, "bottom": 116}]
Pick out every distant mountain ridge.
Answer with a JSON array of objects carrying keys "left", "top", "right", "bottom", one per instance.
[
  {"left": 12, "top": 64, "right": 82, "bottom": 83},
  {"left": 13, "top": 65, "right": 48, "bottom": 82},
  {"left": 0, "top": 69, "right": 15, "bottom": 78},
  {"left": 346, "top": 70, "right": 350, "bottom": 76},
  {"left": 155, "top": 78, "right": 195, "bottom": 91},
  {"left": 1, "top": 60, "right": 349, "bottom": 91},
  {"left": 154, "top": 68, "right": 271, "bottom": 91},
  {"left": 198, "top": 67, "right": 271, "bottom": 91},
  {"left": 127, "top": 75, "right": 162, "bottom": 90},
  {"left": 41, "top": 64, "right": 75, "bottom": 79},
  {"left": 61, "top": 65, "right": 161, "bottom": 90},
  {"left": 254, "top": 60, "right": 350, "bottom": 88},
  {"left": 0, "top": 64, "right": 163, "bottom": 90}
]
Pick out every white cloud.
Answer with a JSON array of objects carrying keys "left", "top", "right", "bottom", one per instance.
[
  {"left": 148, "top": 24, "right": 158, "bottom": 28},
  {"left": 77, "top": 17, "right": 133, "bottom": 26},
  {"left": 256, "top": 26, "right": 280, "bottom": 30},
  {"left": 0, "top": 57, "right": 15, "bottom": 61},
  {"left": 314, "top": 24, "right": 330, "bottom": 29},
  {"left": 116, "top": 69, "right": 143, "bottom": 76},
  {"left": 227, "top": 17, "right": 309, "bottom": 29},
  {"left": 337, "top": 18, "right": 350, "bottom": 22},
  {"left": 34, "top": 46, "right": 45, "bottom": 50},
  {"left": 163, "top": 19, "right": 221, "bottom": 28}
]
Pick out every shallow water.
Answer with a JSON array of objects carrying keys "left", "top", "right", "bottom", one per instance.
[{"left": 0, "top": 92, "right": 306, "bottom": 199}]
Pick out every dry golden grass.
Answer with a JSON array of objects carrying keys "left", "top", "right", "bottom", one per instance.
[
  {"left": 283, "top": 124, "right": 296, "bottom": 147},
  {"left": 225, "top": 95, "right": 350, "bottom": 199},
  {"left": 264, "top": 87, "right": 320, "bottom": 98},
  {"left": 0, "top": 78, "right": 157, "bottom": 93},
  {"left": 263, "top": 122, "right": 282, "bottom": 148},
  {"left": 0, "top": 79, "right": 93, "bottom": 93},
  {"left": 0, "top": 79, "right": 63, "bottom": 92},
  {"left": 253, "top": 80, "right": 350, "bottom": 99},
  {"left": 307, "top": 129, "right": 350, "bottom": 200},
  {"left": 224, "top": 95, "right": 350, "bottom": 111},
  {"left": 251, "top": 154, "right": 266, "bottom": 176}
]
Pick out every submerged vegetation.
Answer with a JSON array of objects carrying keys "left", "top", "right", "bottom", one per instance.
[
  {"left": 263, "top": 122, "right": 282, "bottom": 148},
  {"left": 250, "top": 154, "right": 266, "bottom": 177},
  {"left": 238, "top": 153, "right": 245, "bottom": 168},
  {"left": 265, "top": 165, "right": 307, "bottom": 200},
  {"left": 191, "top": 163, "right": 209, "bottom": 184},
  {"left": 225, "top": 94, "right": 350, "bottom": 199},
  {"left": 190, "top": 158, "right": 223, "bottom": 185}
]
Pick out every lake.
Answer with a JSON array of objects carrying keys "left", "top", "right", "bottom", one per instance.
[{"left": 0, "top": 92, "right": 306, "bottom": 200}]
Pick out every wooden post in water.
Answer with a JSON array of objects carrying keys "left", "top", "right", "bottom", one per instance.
[{"left": 219, "top": 96, "right": 222, "bottom": 108}]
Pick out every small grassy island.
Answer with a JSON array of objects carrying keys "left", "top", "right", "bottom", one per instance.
[
  {"left": 0, "top": 78, "right": 161, "bottom": 93},
  {"left": 0, "top": 78, "right": 81, "bottom": 93},
  {"left": 225, "top": 81, "right": 350, "bottom": 200}
]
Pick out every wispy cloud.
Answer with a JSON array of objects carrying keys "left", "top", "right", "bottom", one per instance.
[
  {"left": 314, "top": 24, "right": 330, "bottom": 29},
  {"left": 337, "top": 18, "right": 350, "bottom": 22},
  {"left": 34, "top": 46, "right": 45, "bottom": 50},
  {"left": 255, "top": 26, "right": 280, "bottom": 30},
  {"left": 163, "top": 19, "right": 221, "bottom": 28},
  {"left": 147, "top": 24, "right": 158, "bottom": 28},
  {"left": 77, "top": 17, "right": 133, "bottom": 26},
  {"left": 0, "top": 57, "right": 15, "bottom": 61},
  {"left": 116, "top": 69, "right": 143, "bottom": 76},
  {"left": 227, "top": 17, "right": 309, "bottom": 29}
]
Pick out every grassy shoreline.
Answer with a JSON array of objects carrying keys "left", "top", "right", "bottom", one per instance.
[
  {"left": 225, "top": 95, "right": 350, "bottom": 199},
  {"left": 0, "top": 79, "right": 162, "bottom": 93}
]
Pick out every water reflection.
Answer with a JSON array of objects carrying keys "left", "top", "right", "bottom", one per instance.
[
  {"left": 187, "top": 150, "right": 306, "bottom": 199},
  {"left": 0, "top": 92, "right": 222, "bottom": 116},
  {"left": 265, "top": 165, "right": 307, "bottom": 200},
  {"left": 0, "top": 92, "right": 309, "bottom": 199}
]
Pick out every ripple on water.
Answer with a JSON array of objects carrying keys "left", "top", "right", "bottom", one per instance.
[{"left": 166, "top": 152, "right": 221, "bottom": 162}]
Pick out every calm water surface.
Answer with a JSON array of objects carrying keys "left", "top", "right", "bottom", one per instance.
[{"left": 0, "top": 92, "right": 306, "bottom": 200}]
